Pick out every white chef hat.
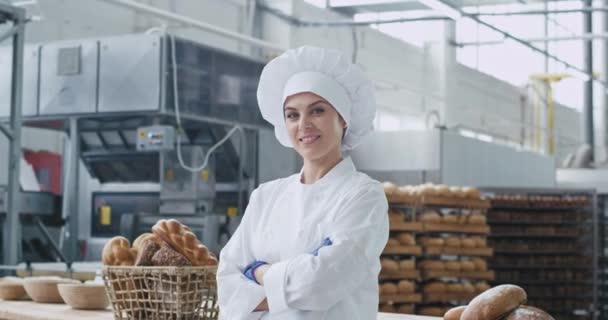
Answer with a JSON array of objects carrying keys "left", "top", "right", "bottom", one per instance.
[{"left": 257, "top": 46, "right": 376, "bottom": 151}]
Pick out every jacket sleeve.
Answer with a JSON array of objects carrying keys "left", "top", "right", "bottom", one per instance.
[
  {"left": 217, "top": 188, "right": 267, "bottom": 320},
  {"left": 262, "top": 183, "right": 389, "bottom": 313}
]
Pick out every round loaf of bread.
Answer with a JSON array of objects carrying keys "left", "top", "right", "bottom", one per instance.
[
  {"left": 383, "top": 182, "right": 398, "bottom": 195},
  {"left": 471, "top": 236, "right": 487, "bottom": 248},
  {"left": 420, "top": 211, "right": 441, "bottom": 223},
  {"left": 461, "top": 260, "right": 475, "bottom": 272},
  {"left": 397, "top": 233, "right": 416, "bottom": 246},
  {"left": 444, "top": 306, "right": 467, "bottom": 320},
  {"left": 397, "top": 185, "right": 413, "bottom": 197},
  {"left": 398, "top": 280, "right": 415, "bottom": 293},
  {"left": 462, "top": 282, "right": 475, "bottom": 293},
  {"left": 381, "top": 282, "right": 398, "bottom": 295},
  {"left": 445, "top": 260, "right": 461, "bottom": 271},
  {"left": 463, "top": 187, "right": 481, "bottom": 199},
  {"left": 461, "top": 284, "right": 527, "bottom": 320},
  {"left": 420, "top": 237, "right": 445, "bottom": 247},
  {"left": 420, "top": 260, "right": 445, "bottom": 271},
  {"left": 505, "top": 306, "right": 555, "bottom": 320},
  {"left": 468, "top": 214, "right": 487, "bottom": 225},
  {"left": 442, "top": 214, "right": 459, "bottom": 224},
  {"left": 475, "top": 281, "right": 491, "bottom": 293},
  {"left": 472, "top": 258, "right": 488, "bottom": 271},
  {"left": 423, "top": 281, "right": 447, "bottom": 293},
  {"left": 134, "top": 240, "right": 161, "bottom": 266},
  {"left": 461, "top": 238, "right": 476, "bottom": 248},
  {"left": 102, "top": 236, "right": 136, "bottom": 266},
  {"left": 387, "top": 238, "right": 400, "bottom": 247},
  {"left": 445, "top": 237, "right": 462, "bottom": 247},
  {"left": 381, "top": 259, "right": 399, "bottom": 272},
  {"left": 435, "top": 185, "right": 450, "bottom": 196},
  {"left": 399, "top": 259, "right": 415, "bottom": 270},
  {"left": 447, "top": 283, "right": 464, "bottom": 293}
]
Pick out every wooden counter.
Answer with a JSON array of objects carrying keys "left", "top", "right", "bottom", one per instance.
[{"left": 0, "top": 301, "right": 440, "bottom": 320}]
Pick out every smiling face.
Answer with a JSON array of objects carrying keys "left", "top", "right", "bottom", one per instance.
[{"left": 283, "top": 92, "right": 347, "bottom": 162}]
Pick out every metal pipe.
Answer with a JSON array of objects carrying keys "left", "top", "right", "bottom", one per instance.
[
  {"left": 67, "top": 117, "right": 80, "bottom": 262},
  {"left": 96, "top": 0, "right": 285, "bottom": 52},
  {"left": 584, "top": 0, "right": 595, "bottom": 160},
  {"left": 471, "top": 6, "right": 608, "bottom": 16},
  {"left": 258, "top": 2, "right": 449, "bottom": 26},
  {"left": 455, "top": 33, "right": 608, "bottom": 46},
  {"left": 2, "top": 5, "right": 25, "bottom": 267}
]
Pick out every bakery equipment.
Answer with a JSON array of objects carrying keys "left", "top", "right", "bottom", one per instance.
[{"left": 0, "top": 32, "right": 299, "bottom": 265}]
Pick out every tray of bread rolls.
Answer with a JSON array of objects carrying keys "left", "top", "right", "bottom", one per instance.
[
  {"left": 102, "top": 219, "right": 219, "bottom": 320},
  {"left": 384, "top": 182, "right": 490, "bottom": 209}
]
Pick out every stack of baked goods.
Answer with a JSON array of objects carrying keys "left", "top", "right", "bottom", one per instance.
[
  {"left": 383, "top": 182, "right": 483, "bottom": 202},
  {"left": 443, "top": 284, "right": 555, "bottom": 320},
  {"left": 102, "top": 219, "right": 218, "bottom": 267}
]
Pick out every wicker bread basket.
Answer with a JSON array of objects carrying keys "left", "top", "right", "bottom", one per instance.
[{"left": 103, "top": 266, "right": 218, "bottom": 320}]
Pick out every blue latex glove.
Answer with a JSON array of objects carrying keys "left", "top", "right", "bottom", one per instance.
[
  {"left": 312, "top": 237, "right": 333, "bottom": 256},
  {"left": 243, "top": 260, "right": 268, "bottom": 284}
]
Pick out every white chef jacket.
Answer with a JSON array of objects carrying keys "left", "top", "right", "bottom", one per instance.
[{"left": 217, "top": 157, "right": 389, "bottom": 320}]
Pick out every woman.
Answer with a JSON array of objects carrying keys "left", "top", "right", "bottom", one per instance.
[{"left": 217, "top": 46, "right": 389, "bottom": 320}]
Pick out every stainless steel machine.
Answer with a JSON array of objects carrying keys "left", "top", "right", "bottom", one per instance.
[{"left": 0, "top": 32, "right": 298, "bottom": 265}]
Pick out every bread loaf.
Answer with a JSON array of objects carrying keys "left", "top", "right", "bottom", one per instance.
[
  {"left": 381, "top": 282, "right": 398, "bottom": 295},
  {"left": 505, "top": 306, "right": 555, "bottom": 320},
  {"left": 468, "top": 214, "right": 487, "bottom": 225},
  {"left": 420, "top": 237, "right": 445, "bottom": 247},
  {"left": 473, "top": 236, "right": 487, "bottom": 247},
  {"left": 461, "top": 285, "right": 527, "bottom": 320},
  {"left": 444, "top": 306, "right": 467, "bottom": 320},
  {"left": 132, "top": 233, "right": 160, "bottom": 251},
  {"left": 102, "top": 236, "right": 136, "bottom": 266},
  {"left": 460, "top": 260, "right": 475, "bottom": 272},
  {"left": 152, "top": 219, "right": 218, "bottom": 266},
  {"left": 442, "top": 214, "right": 459, "bottom": 224},
  {"left": 445, "top": 260, "right": 461, "bottom": 271},
  {"left": 420, "top": 260, "right": 445, "bottom": 270},
  {"left": 151, "top": 244, "right": 192, "bottom": 267},
  {"left": 383, "top": 182, "right": 398, "bottom": 195},
  {"left": 399, "top": 259, "right": 415, "bottom": 270},
  {"left": 420, "top": 211, "right": 441, "bottom": 223},
  {"left": 475, "top": 281, "right": 491, "bottom": 293},
  {"left": 445, "top": 237, "right": 462, "bottom": 247},
  {"left": 135, "top": 240, "right": 161, "bottom": 266},
  {"left": 398, "top": 280, "right": 415, "bottom": 293},
  {"left": 423, "top": 281, "right": 447, "bottom": 293},
  {"left": 463, "top": 187, "right": 481, "bottom": 199},
  {"left": 472, "top": 258, "right": 488, "bottom": 271},
  {"left": 461, "top": 238, "right": 476, "bottom": 248},
  {"left": 381, "top": 259, "right": 399, "bottom": 272},
  {"left": 397, "top": 233, "right": 416, "bottom": 246},
  {"left": 397, "top": 186, "right": 413, "bottom": 197},
  {"left": 387, "top": 238, "right": 400, "bottom": 247},
  {"left": 462, "top": 282, "right": 475, "bottom": 294},
  {"left": 447, "top": 283, "right": 464, "bottom": 293}
]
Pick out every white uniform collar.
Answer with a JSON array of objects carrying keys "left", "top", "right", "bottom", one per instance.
[{"left": 298, "top": 157, "right": 355, "bottom": 187}]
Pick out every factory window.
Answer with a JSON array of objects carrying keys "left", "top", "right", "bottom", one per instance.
[
  {"left": 354, "top": 11, "right": 445, "bottom": 48},
  {"left": 456, "top": 1, "right": 586, "bottom": 111}
]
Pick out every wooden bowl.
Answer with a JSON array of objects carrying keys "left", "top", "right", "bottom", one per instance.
[
  {"left": 23, "top": 277, "right": 79, "bottom": 303},
  {"left": 0, "top": 277, "right": 27, "bottom": 300},
  {"left": 58, "top": 283, "right": 109, "bottom": 310}
]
